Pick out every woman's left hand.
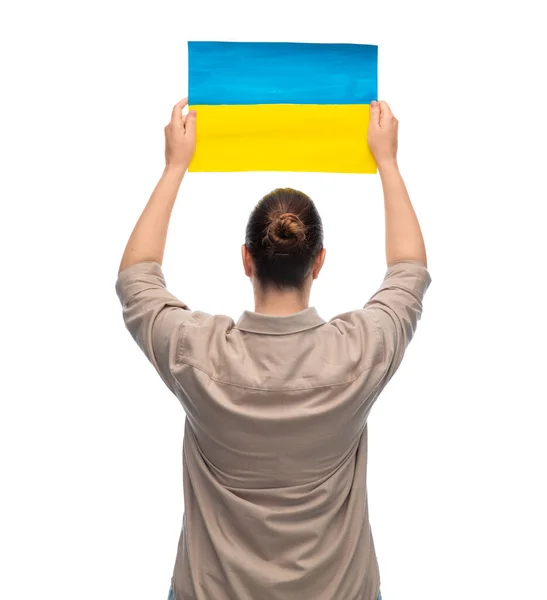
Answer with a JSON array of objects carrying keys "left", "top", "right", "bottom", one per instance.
[{"left": 164, "top": 98, "right": 196, "bottom": 170}]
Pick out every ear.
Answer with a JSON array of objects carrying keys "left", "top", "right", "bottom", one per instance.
[
  {"left": 241, "top": 244, "right": 253, "bottom": 278},
  {"left": 312, "top": 248, "right": 326, "bottom": 280}
]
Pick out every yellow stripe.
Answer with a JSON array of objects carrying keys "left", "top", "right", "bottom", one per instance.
[{"left": 188, "top": 104, "right": 376, "bottom": 174}]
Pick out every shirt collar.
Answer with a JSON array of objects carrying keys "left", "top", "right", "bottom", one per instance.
[{"left": 235, "top": 307, "right": 326, "bottom": 335}]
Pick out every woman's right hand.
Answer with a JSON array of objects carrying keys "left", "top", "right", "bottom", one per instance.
[{"left": 368, "top": 100, "right": 399, "bottom": 169}]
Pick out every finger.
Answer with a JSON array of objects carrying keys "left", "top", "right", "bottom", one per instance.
[
  {"left": 184, "top": 109, "right": 197, "bottom": 137},
  {"left": 369, "top": 100, "right": 380, "bottom": 126},
  {"left": 379, "top": 100, "right": 393, "bottom": 124},
  {"left": 171, "top": 98, "right": 188, "bottom": 123}
]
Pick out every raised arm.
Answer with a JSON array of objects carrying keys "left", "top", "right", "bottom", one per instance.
[
  {"left": 368, "top": 100, "right": 427, "bottom": 268},
  {"left": 117, "top": 99, "right": 196, "bottom": 274},
  {"left": 355, "top": 102, "right": 432, "bottom": 388},
  {"left": 115, "top": 99, "right": 199, "bottom": 394}
]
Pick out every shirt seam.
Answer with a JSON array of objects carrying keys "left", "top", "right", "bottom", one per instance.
[
  {"left": 368, "top": 309, "right": 385, "bottom": 358},
  {"left": 174, "top": 357, "right": 377, "bottom": 392}
]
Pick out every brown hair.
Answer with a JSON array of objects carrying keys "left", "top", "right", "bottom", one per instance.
[{"left": 245, "top": 188, "right": 324, "bottom": 289}]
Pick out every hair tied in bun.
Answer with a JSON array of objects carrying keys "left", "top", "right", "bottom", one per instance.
[{"left": 265, "top": 212, "right": 307, "bottom": 250}]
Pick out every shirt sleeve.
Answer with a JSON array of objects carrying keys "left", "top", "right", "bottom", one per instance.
[
  {"left": 363, "top": 259, "right": 432, "bottom": 387},
  {"left": 115, "top": 260, "right": 202, "bottom": 394}
]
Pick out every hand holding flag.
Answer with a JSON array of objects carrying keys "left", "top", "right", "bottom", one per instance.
[
  {"left": 164, "top": 97, "right": 197, "bottom": 171},
  {"left": 368, "top": 100, "right": 399, "bottom": 169}
]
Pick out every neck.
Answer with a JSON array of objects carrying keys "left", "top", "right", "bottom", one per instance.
[{"left": 254, "top": 287, "right": 310, "bottom": 316}]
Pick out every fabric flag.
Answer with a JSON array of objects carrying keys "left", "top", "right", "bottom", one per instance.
[{"left": 188, "top": 41, "right": 378, "bottom": 174}]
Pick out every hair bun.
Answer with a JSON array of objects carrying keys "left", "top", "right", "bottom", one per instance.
[{"left": 266, "top": 212, "right": 306, "bottom": 250}]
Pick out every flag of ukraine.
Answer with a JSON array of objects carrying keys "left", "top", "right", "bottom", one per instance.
[{"left": 188, "top": 41, "right": 378, "bottom": 174}]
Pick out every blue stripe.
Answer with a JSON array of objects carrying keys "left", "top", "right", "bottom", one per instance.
[{"left": 188, "top": 41, "right": 377, "bottom": 105}]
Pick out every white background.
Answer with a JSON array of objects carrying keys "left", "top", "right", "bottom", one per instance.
[{"left": 1, "top": 0, "right": 546, "bottom": 598}]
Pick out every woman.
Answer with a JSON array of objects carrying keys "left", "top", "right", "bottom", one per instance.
[{"left": 115, "top": 98, "right": 431, "bottom": 600}]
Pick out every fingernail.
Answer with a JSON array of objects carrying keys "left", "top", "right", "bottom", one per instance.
[{"left": 371, "top": 100, "right": 377, "bottom": 107}]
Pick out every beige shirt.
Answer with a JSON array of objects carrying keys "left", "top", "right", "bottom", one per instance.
[{"left": 115, "top": 259, "right": 432, "bottom": 600}]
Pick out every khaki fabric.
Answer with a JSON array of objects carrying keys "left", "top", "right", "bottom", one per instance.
[{"left": 115, "top": 259, "right": 432, "bottom": 600}]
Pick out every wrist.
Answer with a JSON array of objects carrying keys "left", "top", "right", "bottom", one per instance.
[
  {"left": 377, "top": 158, "right": 399, "bottom": 175},
  {"left": 164, "top": 162, "right": 188, "bottom": 178}
]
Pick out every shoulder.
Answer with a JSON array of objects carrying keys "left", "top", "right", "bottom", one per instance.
[
  {"left": 327, "top": 308, "right": 381, "bottom": 337},
  {"left": 316, "top": 309, "right": 384, "bottom": 372},
  {"left": 182, "top": 310, "right": 235, "bottom": 331}
]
